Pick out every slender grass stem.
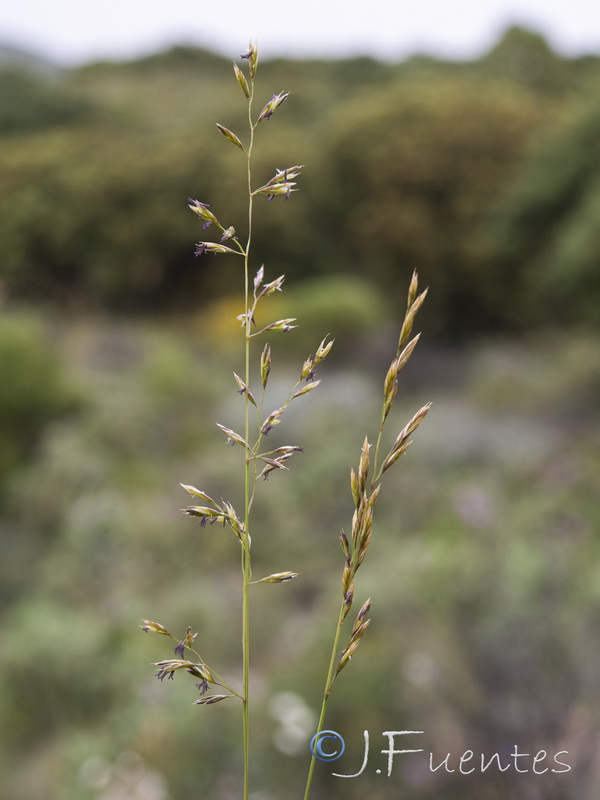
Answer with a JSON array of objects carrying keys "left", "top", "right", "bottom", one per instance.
[
  {"left": 303, "top": 599, "right": 346, "bottom": 800},
  {"left": 371, "top": 410, "right": 387, "bottom": 493},
  {"left": 241, "top": 75, "right": 256, "bottom": 800}
]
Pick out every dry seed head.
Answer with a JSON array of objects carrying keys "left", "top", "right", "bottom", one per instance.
[
  {"left": 397, "top": 333, "right": 421, "bottom": 371},
  {"left": 222, "top": 500, "right": 241, "bottom": 526},
  {"left": 358, "top": 437, "right": 371, "bottom": 494},
  {"left": 258, "top": 183, "right": 298, "bottom": 200},
  {"left": 216, "top": 424, "right": 248, "bottom": 449},
  {"left": 258, "top": 464, "right": 278, "bottom": 480},
  {"left": 194, "top": 241, "right": 239, "bottom": 257},
  {"left": 180, "top": 484, "right": 215, "bottom": 505},
  {"left": 392, "top": 403, "right": 432, "bottom": 449},
  {"left": 351, "top": 500, "right": 367, "bottom": 549},
  {"left": 272, "top": 445, "right": 303, "bottom": 454},
  {"left": 342, "top": 640, "right": 361, "bottom": 661},
  {"left": 195, "top": 694, "right": 232, "bottom": 705},
  {"left": 381, "top": 440, "right": 413, "bottom": 474},
  {"left": 315, "top": 336, "right": 334, "bottom": 363},
  {"left": 292, "top": 380, "right": 320, "bottom": 399},
  {"left": 257, "top": 448, "right": 301, "bottom": 478},
  {"left": 260, "top": 344, "right": 271, "bottom": 389},
  {"left": 265, "top": 165, "right": 303, "bottom": 185},
  {"left": 220, "top": 226, "right": 236, "bottom": 242},
  {"left": 241, "top": 39, "right": 258, "bottom": 79},
  {"left": 187, "top": 199, "right": 219, "bottom": 227},
  {"left": 342, "top": 585, "right": 355, "bottom": 620},
  {"left": 384, "top": 356, "right": 401, "bottom": 400},
  {"left": 336, "top": 639, "right": 361, "bottom": 676},
  {"left": 140, "top": 620, "right": 172, "bottom": 636},
  {"left": 185, "top": 627, "right": 197, "bottom": 649},
  {"left": 262, "top": 318, "right": 297, "bottom": 333},
  {"left": 236, "top": 311, "right": 254, "bottom": 328},
  {"left": 183, "top": 505, "right": 221, "bottom": 520},
  {"left": 256, "top": 571, "right": 299, "bottom": 583},
  {"left": 154, "top": 659, "right": 211, "bottom": 680},
  {"left": 355, "top": 532, "right": 372, "bottom": 570},
  {"left": 233, "top": 372, "right": 257, "bottom": 407},
  {"left": 260, "top": 275, "right": 285, "bottom": 297},
  {"left": 351, "top": 510, "right": 359, "bottom": 549},
  {"left": 233, "top": 62, "right": 250, "bottom": 98},
  {"left": 301, "top": 356, "right": 314, "bottom": 380},
  {"left": 369, "top": 485, "right": 381, "bottom": 508},
  {"left": 342, "top": 559, "right": 352, "bottom": 596},
  {"left": 356, "top": 597, "right": 372, "bottom": 623},
  {"left": 350, "top": 467, "right": 359, "bottom": 507},
  {"left": 399, "top": 288, "right": 428, "bottom": 349},
  {"left": 410, "top": 288, "right": 428, "bottom": 318},
  {"left": 216, "top": 123, "right": 246, "bottom": 152},
  {"left": 354, "top": 507, "right": 374, "bottom": 567},
  {"left": 261, "top": 407, "right": 284, "bottom": 435},
  {"left": 407, "top": 269, "right": 419, "bottom": 308},
  {"left": 410, "top": 400, "right": 433, "bottom": 430},
  {"left": 380, "top": 403, "right": 431, "bottom": 475},
  {"left": 349, "top": 603, "right": 372, "bottom": 640},
  {"left": 254, "top": 265, "right": 265, "bottom": 291},
  {"left": 382, "top": 381, "right": 398, "bottom": 422},
  {"left": 350, "top": 619, "right": 371, "bottom": 645},
  {"left": 257, "top": 91, "right": 290, "bottom": 123},
  {"left": 258, "top": 456, "right": 290, "bottom": 472},
  {"left": 339, "top": 529, "right": 350, "bottom": 559},
  {"left": 256, "top": 167, "right": 303, "bottom": 201}
]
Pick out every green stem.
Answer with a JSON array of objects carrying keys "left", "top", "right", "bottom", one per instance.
[
  {"left": 371, "top": 409, "right": 387, "bottom": 492},
  {"left": 241, "top": 80, "right": 256, "bottom": 800},
  {"left": 303, "top": 599, "right": 346, "bottom": 800}
]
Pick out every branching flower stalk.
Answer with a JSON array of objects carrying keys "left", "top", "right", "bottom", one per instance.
[
  {"left": 140, "top": 40, "right": 430, "bottom": 800},
  {"left": 141, "top": 40, "right": 327, "bottom": 800}
]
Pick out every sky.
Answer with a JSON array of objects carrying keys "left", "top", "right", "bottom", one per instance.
[{"left": 1, "top": 0, "right": 599, "bottom": 65}]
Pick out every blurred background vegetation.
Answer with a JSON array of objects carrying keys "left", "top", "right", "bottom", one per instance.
[{"left": 0, "top": 25, "right": 598, "bottom": 800}]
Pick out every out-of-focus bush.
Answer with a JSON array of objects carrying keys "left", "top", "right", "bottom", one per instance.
[
  {"left": 484, "top": 93, "right": 600, "bottom": 329},
  {"left": 0, "top": 317, "right": 598, "bottom": 800},
  {"left": 0, "top": 69, "right": 97, "bottom": 135},
  {"left": 478, "top": 25, "right": 574, "bottom": 94},
  {"left": 0, "top": 118, "right": 318, "bottom": 311},
  {"left": 315, "top": 76, "right": 550, "bottom": 337},
  {"left": 327, "top": 79, "right": 544, "bottom": 336},
  {"left": 5, "top": 33, "right": 600, "bottom": 335},
  {"left": 0, "top": 313, "right": 82, "bottom": 484}
]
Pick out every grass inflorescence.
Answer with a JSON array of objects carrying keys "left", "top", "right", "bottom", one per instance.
[{"left": 140, "top": 40, "right": 430, "bottom": 800}]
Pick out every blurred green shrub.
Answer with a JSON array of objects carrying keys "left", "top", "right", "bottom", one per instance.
[
  {"left": 0, "top": 313, "right": 81, "bottom": 483},
  {"left": 317, "top": 76, "right": 548, "bottom": 336},
  {"left": 484, "top": 93, "right": 600, "bottom": 328},
  {"left": 7, "top": 29, "right": 600, "bottom": 337},
  {"left": 2, "top": 35, "right": 600, "bottom": 335},
  {"left": 0, "top": 317, "right": 597, "bottom": 799},
  {"left": 0, "top": 69, "right": 97, "bottom": 135}
]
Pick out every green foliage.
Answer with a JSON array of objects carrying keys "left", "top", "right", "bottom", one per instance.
[
  {"left": 320, "top": 75, "right": 547, "bottom": 335},
  {"left": 1, "top": 31, "right": 600, "bottom": 333},
  {"left": 0, "top": 129, "right": 230, "bottom": 308},
  {"left": 0, "top": 69, "right": 97, "bottom": 134},
  {"left": 1, "top": 32, "right": 599, "bottom": 800},
  {"left": 0, "top": 320, "right": 597, "bottom": 799},
  {"left": 479, "top": 25, "right": 574, "bottom": 93},
  {"left": 484, "top": 94, "right": 600, "bottom": 328},
  {"left": 0, "top": 313, "right": 81, "bottom": 483}
]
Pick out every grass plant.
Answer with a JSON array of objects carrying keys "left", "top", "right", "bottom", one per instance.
[{"left": 140, "top": 41, "right": 430, "bottom": 800}]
